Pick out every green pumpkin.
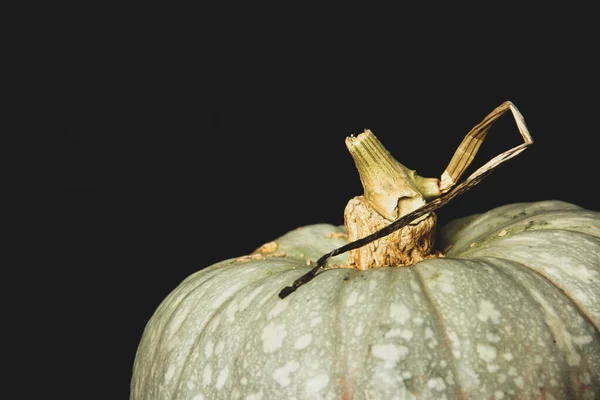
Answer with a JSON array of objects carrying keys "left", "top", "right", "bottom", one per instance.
[{"left": 131, "top": 200, "right": 600, "bottom": 399}]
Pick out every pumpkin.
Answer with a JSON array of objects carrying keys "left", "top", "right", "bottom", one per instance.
[
  {"left": 131, "top": 103, "right": 600, "bottom": 399},
  {"left": 131, "top": 200, "right": 600, "bottom": 399}
]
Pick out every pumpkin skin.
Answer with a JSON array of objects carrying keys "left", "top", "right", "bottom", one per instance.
[{"left": 131, "top": 200, "right": 600, "bottom": 399}]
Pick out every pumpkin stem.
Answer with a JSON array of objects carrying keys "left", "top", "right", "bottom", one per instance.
[
  {"left": 345, "top": 131, "right": 441, "bottom": 221},
  {"left": 344, "top": 130, "right": 440, "bottom": 269}
]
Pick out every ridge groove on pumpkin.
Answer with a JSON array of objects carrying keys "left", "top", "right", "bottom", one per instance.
[
  {"left": 166, "top": 260, "right": 305, "bottom": 397},
  {"left": 413, "top": 261, "right": 464, "bottom": 398},
  {"left": 169, "top": 265, "right": 278, "bottom": 396},
  {"left": 141, "top": 262, "right": 233, "bottom": 391},
  {"left": 479, "top": 257, "right": 600, "bottom": 395}
]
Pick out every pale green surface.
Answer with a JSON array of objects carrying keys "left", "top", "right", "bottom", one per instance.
[{"left": 131, "top": 201, "right": 600, "bottom": 400}]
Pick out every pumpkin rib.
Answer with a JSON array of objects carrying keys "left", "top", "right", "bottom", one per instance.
[
  {"left": 137, "top": 259, "right": 304, "bottom": 397},
  {"left": 441, "top": 202, "right": 589, "bottom": 247},
  {"left": 169, "top": 272, "right": 256, "bottom": 396},
  {"left": 476, "top": 257, "right": 597, "bottom": 397},
  {"left": 138, "top": 262, "right": 237, "bottom": 393},
  {"left": 501, "top": 217, "right": 599, "bottom": 243},
  {"left": 475, "top": 254, "right": 600, "bottom": 337},
  {"left": 454, "top": 228, "right": 600, "bottom": 265},
  {"left": 169, "top": 260, "right": 311, "bottom": 397},
  {"left": 412, "top": 264, "right": 465, "bottom": 398},
  {"left": 445, "top": 210, "right": 600, "bottom": 257},
  {"left": 358, "top": 269, "right": 398, "bottom": 395},
  {"left": 459, "top": 230, "right": 600, "bottom": 331},
  {"left": 222, "top": 264, "right": 319, "bottom": 396},
  {"left": 329, "top": 269, "right": 358, "bottom": 397},
  {"left": 441, "top": 201, "right": 582, "bottom": 242},
  {"left": 477, "top": 258, "right": 572, "bottom": 385}
]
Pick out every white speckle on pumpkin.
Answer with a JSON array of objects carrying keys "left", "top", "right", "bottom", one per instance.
[
  {"left": 192, "top": 394, "right": 204, "bottom": 400},
  {"left": 486, "top": 332, "right": 501, "bottom": 343},
  {"left": 425, "top": 327, "right": 434, "bottom": 339},
  {"left": 273, "top": 361, "right": 300, "bottom": 387},
  {"left": 385, "top": 328, "right": 413, "bottom": 341},
  {"left": 203, "top": 364, "right": 213, "bottom": 386},
  {"left": 502, "top": 352, "right": 513, "bottom": 361},
  {"left": 399, "top": 329, "right": 413, "bottom": 341},
  {"left": 240, "top": 377, "right": 248, "bottom": 386},
  {"left": 369, "top": 280, "right": 378, "bottom": 291},
  {"left": 477, "top": 300, "right": 501, "bottom": 324},
  {"left": 372, "top": 344, "right": 408, "bottom": 366},
  {"left": 440, "top": 360, "right": 447, "bottom": 368},
  {"left": 410, "top": 280, "right": 421, "bottom": 292},
  {"left": 306, "top": 374, "right": 329, "bottom": 395},
  {"left": 498, "top": 229, "right": 508, "bottom": 236},
  {"left": 487, "top": 364, "right": 500, "bottom": 373},
  {"left": 244, "top": 393, "right": 261, "bottom": 400},
  {"left": 226, "top": 303, "right": 238, "bottom": 322},
  {"left": 187, "top": 381, "right": 195, "bottom": 390},
  {"left": 158, "top": 363, "right": 174, "bottom": 384},
  {"left": 550, "top": 378, "right": 558, "bottom": 387},
  {"left": 354, "top": 325, "right": 364, "bottom": 336},
  {"left": 267, "top": 299, "right": 289, "bottom": 319},
  {"left": 167, "top": 310, "right": 187, "bottom": 340},
  {"left": 530, "top": 290, "right": 581, "bottom": 366},
  {"left": 389, "top": 303, "right": 411, "bottom": 325},
  {"left": 438, "top": 270, "right": 456, "bottom": 294},
  {"left": 240, "top": 287, "right": 262, "bottom": 310},
  {"left": 427, "top": 377, "right": 446, "bottom": 391},
  {"left": 477, "top": 343, "right": 497, "bottom": 362},
  {"left": 458, "top": 365, "right": 480, "bottom": 389},
  {"left": 346, "top": 291, "right": 359, "bottom": 307},
  {"left": 508, "top": 366, "right": 518, "bottom": 376},
  {"left": 514, "top": 376, "right": 525, "bottom": 389},
  {"left": 534, "top": 355, "right": 543, "bottom": 364},
  {"left": 497, "top": 374, "right": 506, "bottom": 383},
  {"left": 402, "top": 371, "right": 412, "bottom": 379},
  {"left": 558, "top": 258, "right": 595, "bottom": 280},
  {"left": 215, "top": 341, "right": 224, "bottom": 355},
  {"left": 310, "top": 316, "right": 322, "bottom": 327},
  {"left": 208, "top": 315, "right": 221, "bottom": 332},
  {"left": 573, "top": 335, "right": 593, "bottom": 345},
  {"left": 205, "top": 340, "right": 214, "bottom": 358},
  {"left": 294, "top": 334, "right": 313, "bottom": 350},
  {"left": 446, "top": 371, "right": 455, "bottom": 385},
  {"left": 257, "top": 292, "right": 273, "bottom": 309},
  {"left": 447, "top": 331, "right": 461, "bottom": 358},
  {"left": 212, "top": 284, "right": 242, "bottom": 308},
  {"left": 494, "top": 391, "right": 504, "bottom": 399},
  {"left": 413, "top": 317, "right": 424, "bottom": 326},
  {"left": 262, "top": 322, "right": 287, "bottom": 353},
  {"left": 216, "top": 367, "right": 229, "bottom": 389}
]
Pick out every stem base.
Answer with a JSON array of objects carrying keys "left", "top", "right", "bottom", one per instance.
[{"left": 344, "top": 196, "right": 438, "bottom": 269}]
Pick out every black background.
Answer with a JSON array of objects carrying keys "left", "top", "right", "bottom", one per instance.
[{"left": 18, "top": 2, "right": 598, "bottom": 398}]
